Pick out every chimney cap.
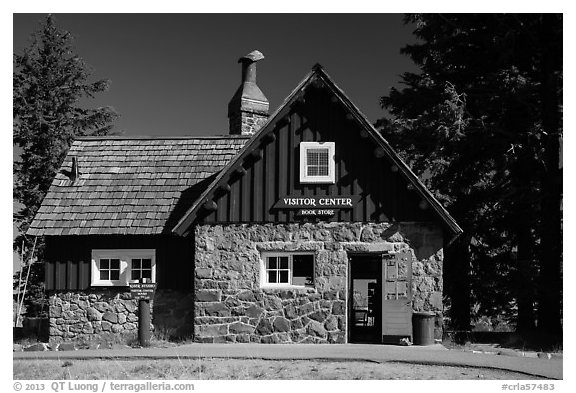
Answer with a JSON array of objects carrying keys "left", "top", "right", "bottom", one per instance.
[{"left": 238, "top": 50, "right": 264, "bottom": 63}]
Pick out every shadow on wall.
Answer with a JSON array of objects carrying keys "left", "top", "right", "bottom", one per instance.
[{"left": 380, "top": 223, "right": 442, "bottom": 260}]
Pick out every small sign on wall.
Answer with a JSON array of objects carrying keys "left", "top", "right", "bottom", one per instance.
[{"left": 129, "top": 282, "right": 156, "bottom": 301}]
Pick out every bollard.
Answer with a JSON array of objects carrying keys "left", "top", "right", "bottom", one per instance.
[{"left": 138, "top": 278, "right": 151, "bottom": 347}]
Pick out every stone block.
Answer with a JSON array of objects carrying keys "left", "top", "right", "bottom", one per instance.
[
  {"left": 246, "top": 304, "right": 264, "bottom": 319},
  {"left": 237, "top": 291, "right": 256, "bottom": 302},
  {"left": 196, "top": 290, "right": 222, "bottom": 302},
  {"left": 86, "top": 307, "right": 102, "bottom": 321},
  {"left": 273, "top": 317, "right": 290, "bottom": 332},
  {"left": 124, "top": 301, "right": 137, "bottom": 313},
  {"left": 298, "top": 302, "right": 315, "bottom": 316},
  {"left": 102, "top": 312, "right": 118, "bottom": 324},
  {"left": 256, "top": 319, "right": 273, "bottom": 335},
  {"left": 229, "top": 322, "right": 255, "bottom": 334},
  {"left": 332, "top": 301, "right": 345, "bottom": 315},
  {"left": 333, "top": 226, "right": 356, "bottom": 242},
  {"left": 93, "top": 302, "right": 111, "bottom": 313},
  {"left": 324, "top": 315, "right": 338, "bottom": 331},
  {"left": 328, "top": 331, "right": 346, "bottom": 344},
  {"left": 309, "top": 310, "right": 329, "bottom": 323},
  {"left": 202, "top": 303, "right": 230, "bottom": 317},
  {"left": 196, "top": 324, "right": 228, "bottom": 336},
  {"left": 263, "top": 296, "right": 283, "bottom": 310},
  {"left": 283, "top": 304, "right": 297, "bottom": 320},
  {"left": 307, "top": 320, "right": 326, "bottom": 338},
  {"left": 292, "top": 318, "right": 303, "bottom": 330},
  {"left": 101, "top": 321, "right": 112, "bottom": 331},
  {"left": 236, "top": 334, "right": 250, "bottom": 343},
  {"left": 118, "top": 313, "right": 127, "bottom": 324}
]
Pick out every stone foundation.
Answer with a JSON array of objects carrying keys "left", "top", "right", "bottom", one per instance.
[
  {"left": 48, "top": 289, "right": 195, "bottom": 343},
  {"left": 195, "top": 222, "right": 444, "bottom": 343},
  {"left": 49, "top": 290, "right": 138, "bottom": 343}
]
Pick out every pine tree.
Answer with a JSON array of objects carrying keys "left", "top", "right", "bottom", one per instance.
[
  {"left": 13, "top": 15, "right": 118, "bottom": 317},
  {"left": 378, "top": 14, "right": 562, "bottom": 344}
]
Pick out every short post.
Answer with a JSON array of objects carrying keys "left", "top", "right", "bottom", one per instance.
[{"left": 138, "top": 278, "right": 151, "bottom": 347}]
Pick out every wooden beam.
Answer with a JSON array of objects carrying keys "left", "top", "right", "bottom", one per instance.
[
  {"left": 203, "top": 200, "right": 217, "bottom": 211},
  {"left": 218, "top": 183, "right": 231, "bottom": 193}
]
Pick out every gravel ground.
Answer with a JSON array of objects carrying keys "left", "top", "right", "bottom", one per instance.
[{"left": 14, "top": 358, "right": 541, "bottom": 380}]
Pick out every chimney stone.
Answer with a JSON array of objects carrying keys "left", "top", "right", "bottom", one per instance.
[{"left": 228, "top": 50, "right": 269, "bottom": 136}]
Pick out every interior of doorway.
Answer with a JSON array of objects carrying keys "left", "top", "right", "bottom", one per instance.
[{"left": 348, "top": 254, "right": 382, "bottom": 344}]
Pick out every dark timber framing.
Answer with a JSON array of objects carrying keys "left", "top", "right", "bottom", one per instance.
[{"left": 173, "top": 64, "right": 462, "bottom": 238}]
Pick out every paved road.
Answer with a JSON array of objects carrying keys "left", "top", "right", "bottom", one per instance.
[{"left": 14, "top": 343, "right": 562, "bottom": 379}]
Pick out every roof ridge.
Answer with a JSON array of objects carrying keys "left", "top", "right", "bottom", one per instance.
[{"left": 76, "top": 135, "right": 251, "bottom": 141}]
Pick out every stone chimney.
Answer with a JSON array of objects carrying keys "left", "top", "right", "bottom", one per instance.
[{"left": 228, "top": 50, "right": 269, "bottom": 135}]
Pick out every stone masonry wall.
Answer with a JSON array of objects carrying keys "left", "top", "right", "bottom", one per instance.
[
  {"left": 49, "top": 290, "right": 138, "bottom": 343},
  {"left": 49, "top": 289, "right": 195, "bottom": 343},
  {"left": 194, "top": 222, "right": 444, "bottom": 343}
]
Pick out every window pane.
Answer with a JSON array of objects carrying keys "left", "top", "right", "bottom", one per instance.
[
  {"left": 307, "top": 149, "right": 329, "bottom": 177},
  {"left": 110, "top": 259, "right": 120, "bottom": 269},
  {"left": 279, "top": 270, "right": 289, "bottom": 283},
  {"left": 100, "top": 270, "right": 109, "bottom": 280},
  {"left": 293, "top": 254, "right": 314, "bottom": 287},
  {"left": 142, "top": 269, "right": 152, "bottom": 279},
  {"left": 132, "top": 259, "right": 141, "bottom": 269},
  {"left": 110, "top": 270, "right": 120, "bottom": 281},
  {"left": 268, "top": 270, "right": 277, "bottom": 283},
  {"left": 268, "top": 257, "right": 277, "bottom": 269},
  {"left": 279, "top": 256, "right": 289, "bottom": 269},
  {"left": 100, "top": 259, "right": 109, "bottom": 269},
  {"left": 142, "top": 259, "right": 152, "bottom": 269},
  {"left": 132, "top": 269, "right": 140, "bottom": 280}
]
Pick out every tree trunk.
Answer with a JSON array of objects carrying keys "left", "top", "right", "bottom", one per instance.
[
  {"left": 444, "top": 234, "right": 472, "bottom": 332},
  {"left": 516, "top": 225, "right": 536, "bottom": 333},
  {"left": 536, "top": 13, "right": 563, "bottom": 345}
]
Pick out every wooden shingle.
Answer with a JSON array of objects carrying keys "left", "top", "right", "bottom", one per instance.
[{"left": 27, "top": 136, "right": 248, "bottom": 236}]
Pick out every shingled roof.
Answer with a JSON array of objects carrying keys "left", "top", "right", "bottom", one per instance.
[{"left": 27, "top": 136, "right": 248, "bottom": 236}]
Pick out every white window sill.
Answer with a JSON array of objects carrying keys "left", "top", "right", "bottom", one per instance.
[
  {"left": 261, "top": 285, "right": 314, "bottom": 290},
  {"left": 91, "top": 282, "right": 129, "bottom": 287}
]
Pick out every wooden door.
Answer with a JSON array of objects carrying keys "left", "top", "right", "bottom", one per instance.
[{"left": 381, "top": 251, "right": 413, "bottom": 343}]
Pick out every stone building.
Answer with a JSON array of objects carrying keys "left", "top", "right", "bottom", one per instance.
[{"left": 28, "top": 51, "right": 461, "bottom": 344}]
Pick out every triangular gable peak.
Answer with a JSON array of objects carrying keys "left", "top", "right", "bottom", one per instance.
[{"left": 172, "top": 64, "right": 462, "bottom": 237}]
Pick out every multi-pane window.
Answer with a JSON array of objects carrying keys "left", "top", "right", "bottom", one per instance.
[
  {"left": 91, "top": 249, "right": 155, "bottom": 286},
  {"left": 306, "top": 149, "right": 330, "bottom": 177},
  {"left": 131, "top": 258, "right": 153, "bottom": 281},
  {"left": 300, "top": 142, "right": 335, "bottom": 183},
  {"left": 266, "top": 256, "right": 290, "bottom": 284},
  {"left": 99, "top": 258, "right": 121, "bottom": 281},
  {"left": 262, "top": 254, "right": 314, "bottom": 288}
]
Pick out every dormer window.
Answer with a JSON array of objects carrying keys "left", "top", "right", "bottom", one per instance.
[{"left": 299, "top": 142, "right": 335, "bottom": 183}]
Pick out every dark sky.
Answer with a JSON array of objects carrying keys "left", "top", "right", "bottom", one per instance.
[
  {"left": 12, "top": 13, "right": 418, "bottom": 273},
  {"left": 13, "top": 14, "right": 418, "bottom": 137}
]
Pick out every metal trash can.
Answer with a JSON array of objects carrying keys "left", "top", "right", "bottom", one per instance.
[{"left": 412, "top": 311, "right": 436, "bottom": 345}]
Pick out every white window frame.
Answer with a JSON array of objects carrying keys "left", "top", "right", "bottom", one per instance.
[
  {"left": 299, "top": 141, "right": 336, "bottom": 184},
  {"left": 91, "top": 249, "right": 156, "bottom": 287},
  {"left": 260, "top": 252, "right": 315, "bottom": 289}
]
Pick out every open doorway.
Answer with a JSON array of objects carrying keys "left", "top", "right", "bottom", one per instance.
[{"left": 348, "top": 254, "right": 382, "bottom": 343}]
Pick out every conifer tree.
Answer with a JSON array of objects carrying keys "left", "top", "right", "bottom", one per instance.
[
  {"left": 378, "top": 14, "right": 562, "bottom": 344},
  {"left": 13, "top": 15, "right": 118, "bottom": 317}
]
